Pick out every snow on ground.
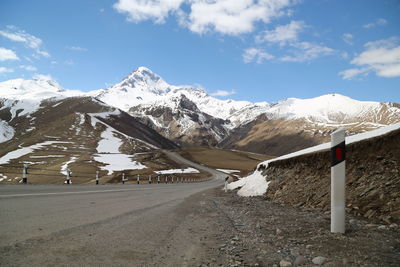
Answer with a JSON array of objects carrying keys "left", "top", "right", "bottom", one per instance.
[
  {"left": 216, "top": 169, "right": 241, "bottom": 174},
  {"left": 0, "top": 141, "right": 71, "bottom": 165},
  {"left": 94, "top": 154, "right": 146, "bottom": 175},
  {"left": 89, "top": 111, "right": 158, "bottom": 150},
  {"left": 93, "top": 120, "right": 146, "bottom": 175},
  {"left": 228, "top": 122, "right": 400, "bottom": 197},
  {"left": 60, "top": 156, "right": 78, "bottom": 176},
  {"left": 74, "top": 113, "right": 85, "bottom": 135},
  {"left": 30, "top": 155, "right": 65, "bottom": 158},
  {"left": 154, "top": 167, "right": 200, "bottom": 174},
  {"left": 227, "top": 171, "right": 271, "bottom": 197},
  {"left": 0, "top": 120, "right": 14, "bottom": 143}
]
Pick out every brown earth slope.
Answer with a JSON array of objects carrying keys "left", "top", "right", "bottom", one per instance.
[{"left": 261, "top": 128, "right": 400, "bottom": 224}]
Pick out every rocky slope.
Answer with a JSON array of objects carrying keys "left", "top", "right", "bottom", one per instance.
[{"left": 261, "top": 127, "right": 400, "bottom": 223}]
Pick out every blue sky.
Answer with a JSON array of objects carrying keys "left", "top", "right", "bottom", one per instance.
[{"left": 0, "top": 0, "right": 399, "bottom": 103}]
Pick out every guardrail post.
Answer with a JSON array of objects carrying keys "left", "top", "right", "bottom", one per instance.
[
  {"left": 22, "top": 164, "right": 28, "bottom": 184},
  {"left": 331, "top": 128, "right": 346, "bottom": 234},
  {"left": 66, "top": 169, "right": 71, "bottom": 184}
]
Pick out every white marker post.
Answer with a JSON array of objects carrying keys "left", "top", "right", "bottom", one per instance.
[
  {"left": 122, "top": 173, "right": 125, "bottom": 184},
  {"left": 157, "top": 176, "right": 160, "bottom": 184},
  {"left": 22, "top": 164, "right": 28, "bottom": 184},
  {"left": 96, "top": 171, "right": 99, "bottom": 185},
  {"left": 148, "top": 175, "right": 152, "bottom": 184},
  {"left": 66, "top": 169, "right": 71, "bottom": 184},
  {"left": 331, "top": 128, "right": 346, "bottom": 234},
  {"left": 137, "top": 174, "right": 140, "bottom": 184}
]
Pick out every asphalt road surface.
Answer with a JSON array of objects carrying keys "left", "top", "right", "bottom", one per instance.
[{"left": 0, "top": 152, "right": 226, "bottom": 266}]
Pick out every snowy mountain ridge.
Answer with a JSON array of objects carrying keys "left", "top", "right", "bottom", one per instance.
[{"left": 1, "top": 66, "right": 399, "bottom": 150}]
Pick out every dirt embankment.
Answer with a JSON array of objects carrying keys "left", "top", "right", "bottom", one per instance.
[{"left": 261, "top": 128, "right": 400, "bottom": 224}]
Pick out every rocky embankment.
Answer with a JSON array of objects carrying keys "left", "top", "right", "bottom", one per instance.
[{"left": 261, "top": 128, "right": 400, "bottom": 224}]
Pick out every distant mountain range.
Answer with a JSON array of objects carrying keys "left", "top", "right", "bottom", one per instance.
[{"left": 1, "top": 66, "right": 400, "bottom": 158}]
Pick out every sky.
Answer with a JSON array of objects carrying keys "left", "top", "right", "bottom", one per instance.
[{"left": 0, "top": 0, "right": 399, "bottom": 104}]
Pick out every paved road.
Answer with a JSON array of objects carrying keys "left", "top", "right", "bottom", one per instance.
[{"left": 0, "top": 152, "right": 226, "bottom": 266}]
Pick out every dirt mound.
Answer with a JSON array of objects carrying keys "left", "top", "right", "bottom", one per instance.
[{"left": 262, "top": 128, "right": 400, "bottom": 224}]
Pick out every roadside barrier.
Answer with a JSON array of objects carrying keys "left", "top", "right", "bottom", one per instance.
[{"left": 2, "top": 164, "right": 212, "bottom": 185}]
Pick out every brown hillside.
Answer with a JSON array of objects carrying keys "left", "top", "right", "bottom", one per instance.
[{"left": 261, "top": 128, "right": 400, "bottom": 224}]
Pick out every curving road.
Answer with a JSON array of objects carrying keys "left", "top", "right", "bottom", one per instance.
[{"left": 0, "top": 151, "right": 225, "bottom": 266}]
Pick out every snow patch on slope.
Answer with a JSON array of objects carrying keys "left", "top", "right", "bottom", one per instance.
[
  {"left": 0, "top": 120, "right": 14, "bottom": 143},
  {"left": 92, "top": 116, "right": 146, "bottom": 175},
  {"left": 0, "top": 141, "right": 71, "bottom": 165},
  {"left": 60, "top": 156, "right": 78, "bottom": 176}
]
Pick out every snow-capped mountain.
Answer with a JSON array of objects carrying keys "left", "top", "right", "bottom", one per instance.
[
  {"left": 91, "top": 67, "right": 270, "bottom": 145},
  {"left": 1, "top": 66, "right": 399, "bottom": 156},
  {"left": 220, "top": 94, "right": 400, "bottom": 156},
  {"left": 92, "top": 67, "right": 269, "bottom": 124},
  {"left": 0, "top": 75, "right": 82, "bottom": 121}
]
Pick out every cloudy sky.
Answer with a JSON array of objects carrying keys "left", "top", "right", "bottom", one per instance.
[{"left": 0, "top": 0, "right": 399, "bottom": 103}]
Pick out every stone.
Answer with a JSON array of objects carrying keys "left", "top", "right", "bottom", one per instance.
[
  {"left": 312, "top": 256, "right": 327, "bottom": 265},
  {"left": 378, "top": 225, "right": 388, "bottom": 230},
  {"left": 294, "top": 256, "right": 306, "bottom": 266},
  {"left": 349, "top": 219, "right": 357, "bottom": 225},
  {"left": 279, "top": 259, "right": 292, "bottom": 267},
  {"left": 276, "top": 228, "right": 283, "bottom": 235}
]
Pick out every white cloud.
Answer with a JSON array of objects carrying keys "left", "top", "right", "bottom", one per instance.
[
  {"left": 187, "top": 0, "right": 293, "bottom": 35},
  {"left": 114, "top": 0, "right": 185, "bottom": 24},
  {"left": 280, "top": 41, "right": 334, "bottom": 62},
  {"left": 0, "top": 47, "right": 19, "bottom": 61},
  {"left": 243, "top": 47, "right": 274, "bottom": 63},
  {"left": 0, "top": 67, "right": 14, "bottom": 73},
  {"left": 342, "top": 33, "right": 353, "bottom": 45},
  {"left": 256, "top": 20, "right": 305, "bottom": 45},
  {"left": 20, "top": 65, "right": 37, "bottom": 71},
  {"left": 340, "top": 37, "right": 400, "bottom": 79},
  {"left": 210, "top": 89, "right": 236, "bottom": 97},
  {"left": 0, "top": 26, "right": 50, "bottom": 58},
  {"left": 66, "top": 46, "right": 88, "bottom": 52},
  {"left": 339, "top": 67, "right": 369, "bottom": 80},
  {"left": 363, "top": 18, "right": 387, "bottom": 29},
  {"left": 113, "top": 0, "right": 295, "bottom": 35}
]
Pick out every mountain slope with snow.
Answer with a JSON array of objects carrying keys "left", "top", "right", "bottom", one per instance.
[
  {"left": 220, "top": 94, "right": 400, "bottom": 156},
  {"left": 1, "top": 66, "right": 399, "bottom": 155}
]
